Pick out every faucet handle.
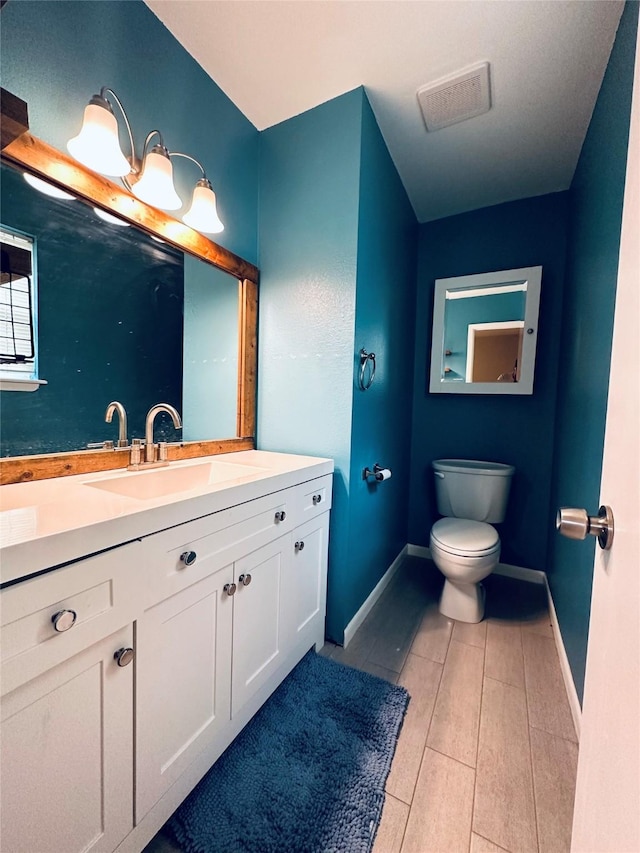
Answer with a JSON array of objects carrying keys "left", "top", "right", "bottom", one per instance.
[
  {"left": 129, "top": 438, "right": 143, "bottom": 466},
  {"left": 87, "top": 440, "right": 114, "bottom": 450}
]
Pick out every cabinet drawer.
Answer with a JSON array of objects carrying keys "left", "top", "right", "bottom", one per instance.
[
  {"left": 293, "top": 474, "right": 333, "bottom": 525},
  {"left": 142, "top": 488, "right": 293, "bottom": 605},
  {"left": 1, "top": 540, "right": 142, "bottom": 696}
]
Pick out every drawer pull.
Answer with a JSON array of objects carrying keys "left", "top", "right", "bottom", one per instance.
[
  {"left": 51, "top": 609, "right": 77, "bottom": 633},
  {"left": 180, "top": 550, "right": 197, "bottom": 567},
  {"left": 295, "top": 540, "right": 305, "bottom": 552},
  {"left": 114, "top": 647, "right": 134, "bottom": 667},
  {"left": 312, "top": 494, "right": 322, "bottom": 505},
  {"left": 224, "top": 583, "right": 237, "bottom": 597},
  {"left": 239, "top": 573, "right": 252, "bottom": 586},
  {"left": 274, "top": 510, "right": 286, "bottom": 523}
]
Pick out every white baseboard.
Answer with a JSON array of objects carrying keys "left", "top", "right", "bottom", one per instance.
[
  {"left": 407, "top": 545, "right": 546, "bottom": 586},
  {"left": 544, "top": 576, "right": 582, "bottom": 741},
  {"left": 343, "top": 545, "right": 407, "bottom": 648},
  {"left": 494, "top": 563, "right": 546, "bottom": 585},
  {"left": 407, "top": 543, "right": 431, "bottom": 559}
]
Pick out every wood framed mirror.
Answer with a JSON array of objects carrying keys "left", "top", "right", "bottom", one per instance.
[{"left": 0, "top": 89, "right": 258, "bottom": 484}]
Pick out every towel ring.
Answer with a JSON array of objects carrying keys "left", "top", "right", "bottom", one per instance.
[{"left": 359, "top": 349, "right": 376, "bottom": 391}]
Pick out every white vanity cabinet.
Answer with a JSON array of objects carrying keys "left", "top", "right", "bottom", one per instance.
[
  {"left": 134, "top": 475, "right": 331, "bottom": 825},
  {"left": 0, "top": 542, "right": 143, "bottom": 853},
  {"left": 0, "top": 455, "right": 332, "bottom": 853},
  {"left": 135, "top": 562, "right": 234, "bottom": 821}
]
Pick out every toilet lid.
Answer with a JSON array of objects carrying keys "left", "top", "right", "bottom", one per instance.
[{"left": 431, "top": 518, "right": 500, "bottom": 557}]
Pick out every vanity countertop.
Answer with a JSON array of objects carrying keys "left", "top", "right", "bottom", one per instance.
[{"left": 0, "top": 450, "right": 333, "bottom": 586}]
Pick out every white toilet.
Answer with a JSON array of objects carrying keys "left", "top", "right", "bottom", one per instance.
[{"left": 430, "top": 459, "right": 515, "bottom": 623}]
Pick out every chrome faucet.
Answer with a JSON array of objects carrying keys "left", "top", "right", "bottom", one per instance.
[
  {"left": 105, "top": 401, "right": 128, "bottom": 448},
  {"left": 144, "top": 403, "right": 182, "bottom": 463}
]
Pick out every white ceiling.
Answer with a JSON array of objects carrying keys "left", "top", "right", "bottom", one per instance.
[{"left": 146, "top": 0, "right": 624, "bottom": 223}]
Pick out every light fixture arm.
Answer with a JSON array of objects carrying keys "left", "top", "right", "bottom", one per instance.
[
  {"left": 97, "top": 89, "right": 166, "bottom": 180},
  {"left": 99, "top": 87, "right": 137, "bottom": 173},
  {"left": 168, "top": 151, "right": 208, "bottom": 181},
  {"left": 142, "top": 129, "right": 166, "bottom": 157}
]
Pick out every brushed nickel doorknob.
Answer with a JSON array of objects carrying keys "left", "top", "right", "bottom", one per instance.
[
  {"left": 274, "top": 510, "right": 286, "bottom": 523},
  {"left": 114, "top": 647, "right": 134, "bottom": 667},
  {"left": 224, "top": 582, "right": 237, "bottom": 596},
  {"left": 239, "top": 573, "right": 252, "bottom": 586},
  {"left": 51, "top": 609, "right": 77, "bottom": 632},
  {"left": 556, "top": 505, "right": 614, "bottom": 551},
  {"left": 295, "top": 540, "right": 305, "bottom": 552},
  {"left": 180, "top": 550, "right": 197, "bottom": 567}
]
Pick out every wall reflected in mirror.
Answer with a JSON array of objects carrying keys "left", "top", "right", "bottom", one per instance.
[
  {"left": 0, "top": 161, "right": 240, "bottom": 457},
  {"left": 429, "top": 266, "right": 542, "bottom": 396}
]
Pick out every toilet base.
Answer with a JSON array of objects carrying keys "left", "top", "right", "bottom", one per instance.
[{"left": 439, "top": 578, "right": 486, "bottom": 623}]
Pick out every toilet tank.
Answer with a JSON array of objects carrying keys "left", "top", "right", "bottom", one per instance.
[{"left": 433, "top": 459, "right": 515, "bottom": 523}]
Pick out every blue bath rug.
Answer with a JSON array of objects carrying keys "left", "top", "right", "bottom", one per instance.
[{"left": 168, "top": 650, "right": 410, "bottom": 853}]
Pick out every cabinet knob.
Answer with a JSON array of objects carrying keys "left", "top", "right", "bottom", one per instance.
[
  {"left": 180, "top": 550, "right": 197, "bottom": 567},
  {"left": 224, "top": 582, "right": 237, "bottom": 597},
  {"left": 312, "top": 494, "right": 322, "bottom": 505},
  {"left": 51, "top": 609, "right": 77, "bottom": 633},
  {"left": 295, "top": 540, "right": 305, "bottom": 552},
  {"left": 239, "top": 573, "right": 252, "bottom": 586},
  {"left": 114, "top": 647, "right": 134, "bottom": 667},
  {"left": 274, "top": 510, "right": 286, "bottom": 523}
]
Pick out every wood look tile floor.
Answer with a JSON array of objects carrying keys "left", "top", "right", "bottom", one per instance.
[{"left": 145, "top": 557, "right": 578, "bottom": 853}]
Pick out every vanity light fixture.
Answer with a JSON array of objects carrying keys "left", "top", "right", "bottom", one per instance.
[{"left": 67, "top": 87, "right": 224, "bottom": 234}]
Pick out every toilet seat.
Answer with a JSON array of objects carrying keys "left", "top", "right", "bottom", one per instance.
[{"left": 431, "top": 517, "right": 499, "bottom": 557}]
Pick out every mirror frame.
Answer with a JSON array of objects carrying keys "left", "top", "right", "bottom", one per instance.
[
  {"left": 0, "top": 89, "right": 258, "bottom": 485},
  {"left": 429, "top": 265, "right": 542, "bottom": 395}
]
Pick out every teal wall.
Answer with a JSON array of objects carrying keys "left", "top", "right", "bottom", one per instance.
[
  {"left": 0, "top": 0, "right": 259, "bottom": 264},
  {"left": 548, "top": 0, "right": 638, "bottom": 703},
  {"left": 182, "top": 257, "right": 239, "bottom": 441},
  {"left": 257, "top": 91, "right": 362, "bottom": 641},
  {"left": 258, "top": 89, "right": 417, "bottom": 641},
  {"left": 409, "top": 193, "right": 570, "bottom": 572},
  {"left": 347, "top": 96, "right": 417, "bottom": 634}
]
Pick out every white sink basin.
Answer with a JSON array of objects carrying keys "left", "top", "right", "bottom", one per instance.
[{"left": 84, "top": 460, "right": 267, "bottom": 500}]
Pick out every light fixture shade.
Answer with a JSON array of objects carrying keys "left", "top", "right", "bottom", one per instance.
[
  {"left": 182, "top": 179, "right": 224, "bottom": 233},
  {"left": 67, "top": 101, "right": 131, "bottom": 177},
  {"left": 131, "top": 146, "right": 182, "bottom": 211}
]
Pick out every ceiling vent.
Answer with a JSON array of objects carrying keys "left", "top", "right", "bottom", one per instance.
[{"left": 417, "top": 61, "right": 491, "bottom": 132}]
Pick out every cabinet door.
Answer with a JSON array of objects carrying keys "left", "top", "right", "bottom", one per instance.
[
  {"left": 0, "top": 625, "right": 133, "bottom": 853},
  {"left": 284, "top": 513, "right": 329, "bottom": 649},
  {"left": 135, "top": 565, "right": 233, "bottom": 822},
  {"left": 232, "top": 535, "right": 290, "bottom": 715}
]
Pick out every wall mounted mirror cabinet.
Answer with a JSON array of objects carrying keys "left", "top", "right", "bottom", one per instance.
[
  {"left": 429, "top": 266, "right": 541, "bottom": 395},
  {"left": 0, "top": 90, "right": 258, "bottom": 482}
]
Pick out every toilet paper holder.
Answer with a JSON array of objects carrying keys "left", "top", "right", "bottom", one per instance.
[{"left": 363, "top": 463, "right": 392, "bottom": 482}]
